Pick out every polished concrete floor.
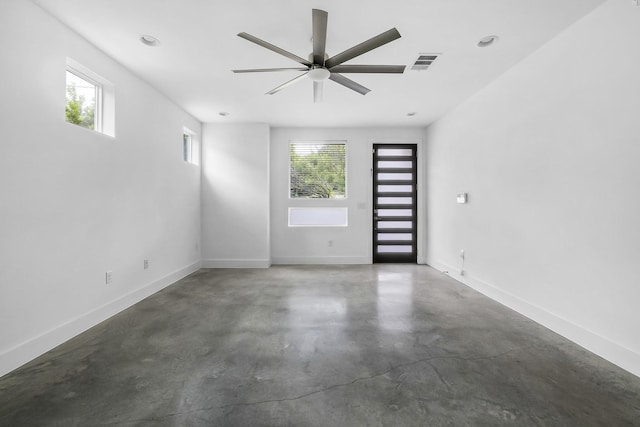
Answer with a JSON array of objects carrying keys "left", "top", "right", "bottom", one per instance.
[{"left": 1, "top": 265, "right": 639, "bottom": 426}]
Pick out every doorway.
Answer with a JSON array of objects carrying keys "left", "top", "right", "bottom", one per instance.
[{"left": 372, "top": 144, "right": 417, "bottom": 263}]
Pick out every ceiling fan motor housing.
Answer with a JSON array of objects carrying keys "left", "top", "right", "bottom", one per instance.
[{"left": 308, "top": 66, "right": 331, "bottom": 81}]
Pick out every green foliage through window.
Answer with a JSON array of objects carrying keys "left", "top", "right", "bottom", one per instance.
[
  {"left": 290, "top": 143, "right": 346, "bottom": 198},
  {"left": 65, "top": 70, "right": 97, "bottom": 130},
  {"left": 183, "top": 133, "right": 191, "bottom": 162}
]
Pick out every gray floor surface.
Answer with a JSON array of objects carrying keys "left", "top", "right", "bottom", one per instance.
[{"left": 1, "top": 265, "right": 639, "bottom": 426}]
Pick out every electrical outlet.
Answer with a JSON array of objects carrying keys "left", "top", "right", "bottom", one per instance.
[
  {"left": 460, "top": 250, "right": 465, "bottom": 259},
  {"left": 144, "top": 260, "right": 149, "bottom": 270},
  {"left": 105, "top": 271, "right": 112, "bottom": 284}
]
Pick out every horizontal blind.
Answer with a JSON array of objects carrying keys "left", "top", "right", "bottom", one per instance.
[{"left": 290, "top": 142, "right": 346, "bottom": 198}]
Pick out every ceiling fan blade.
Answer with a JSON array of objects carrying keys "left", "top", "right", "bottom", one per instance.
[
  {"left": 324, "top": 28, "right": 401, "bottom": 69},
  {"left": 328, "top": 65, "right": 406, "bottom": 74},
  {"left": 238, "top": 32, "right": 312, "bottom": 66},
  {"left": 313, "top": 81, "right": 323, "bottom": 103},
  {"left": 233, "top": 68, "right": 309, "bottom": 73},
  {"left": 266, "top": 72, "right": 309, "bottom": 95},
  {"left": 329, "top": 73, "right": 370, "bottom": 95},
  {"left": 312, "top": 9, "right": 328, "bottom": 65}
]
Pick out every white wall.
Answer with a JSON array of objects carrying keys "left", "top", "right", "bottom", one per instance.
[
  {"left": 201, "top": 123, "right": 271, "bottom": 268},
  {"left": 271, "top": 127, "right": 424, "bottom": 264},
  {"left": 0, "top": 1, "right": 202, "bottom": 376},
  {"left": 424, "top": 0, "right": 640, "bottom": 376}
]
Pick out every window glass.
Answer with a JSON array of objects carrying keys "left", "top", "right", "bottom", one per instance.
[
  {"left": 65, "top": 59, "right": 114, "bottom": 136},
  {"left": 183, "top": 132, "right": 192, "bottom": 162},
  {"left": 288, "top": 207, "right": 348, "bottom": 227},
  {"left": 65, "top": 70, "right": 99, "bottom": 131},
  {"left": 182, "top": 127, "right": 198, "bottom": 165},
  {"left": 290, "top": 142, "right": 346, "bottom": 199}
]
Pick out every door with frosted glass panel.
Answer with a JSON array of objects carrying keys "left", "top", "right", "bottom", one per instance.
[{"left": 373, "top": 144, "right": 417, "bottom": 263}]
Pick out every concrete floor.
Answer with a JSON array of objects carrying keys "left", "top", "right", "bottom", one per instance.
[{"left": 1, "top": 265, "right": 639, "bottom": 426}]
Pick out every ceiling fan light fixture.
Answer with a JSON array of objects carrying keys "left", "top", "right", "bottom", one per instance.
[
  {"left": 307, "top": 67, "right": 330, "bottom": 82},
  {"left": 477, "top": 35, "right": 499, "bottom": 48}
]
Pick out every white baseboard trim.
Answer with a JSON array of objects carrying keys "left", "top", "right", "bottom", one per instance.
[
  {"left": 427, "top": 259, "right": 640, "bottom": 378},
  {"left": 0, "top": 260, "right": 201, "bottom": 378},
  {"left": 272, "top": 256, "right": 370, "bottom": 265},
  {"left": 202, "top": 259, "right": 271, "bottom": 268}
]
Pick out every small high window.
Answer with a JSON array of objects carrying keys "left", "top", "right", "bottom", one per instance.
[
  {"left": 66, "top": 70, "right": 100, "bottom": 131},
  {"left": 65, "top": 58, "right": 115, "bottom": 137},
  {"left": 183, "top": 132, "right": 192, "bottom": 162},
  {"left": 183, "top": 128, "right": 198, "bottom": 164}
]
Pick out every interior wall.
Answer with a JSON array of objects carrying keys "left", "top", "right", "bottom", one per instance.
[
  {"left": 201, "top": 123, "right": 271, "bottom": 268},
  {"left": 0, "top": 1, "right": 202, "bottom": 376},
  {"left": 424, "top": 0, "right": 640, "bottom": 376},
  {"left": 271, "top": 127, "right": 424, "bottom": 264}
]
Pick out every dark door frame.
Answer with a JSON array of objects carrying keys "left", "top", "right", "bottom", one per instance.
[{"left": 372, "top": 143, "right": 419, "bottom": 263}]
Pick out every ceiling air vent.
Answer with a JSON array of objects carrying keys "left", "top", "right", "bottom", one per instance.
[{"left": 411, "top": 53, "right": 439, "bottom": 71}]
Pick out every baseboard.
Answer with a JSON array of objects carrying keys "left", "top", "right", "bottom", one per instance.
[
  {"left": 202, "top": 259, "right": 271, "bottom": 268},
  {"left": 271, "top": 256, "right": 370, "bottom": 265},
  {"left": 0, "top": 260, "right": 201, "bottom": 378},
  {"left": 426, "top": 259, "right": 640, "bottom": 378}
]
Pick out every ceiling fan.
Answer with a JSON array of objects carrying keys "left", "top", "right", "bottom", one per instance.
[{"left": 232, "top": 9, "right": 406, "bottom": 102}]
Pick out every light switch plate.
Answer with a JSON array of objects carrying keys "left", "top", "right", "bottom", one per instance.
[{"left": 457, "top": 193, "right": 468, "bottom": 204}]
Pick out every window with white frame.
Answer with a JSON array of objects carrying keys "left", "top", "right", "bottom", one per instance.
[
  {"left": 183, "top": 128, "right": 198, "bottom": 164},
  {"left": 65, "top": 58, "right": 114, "bottom": 136},
  {"left": 65, "top": 70, "right": 100, "bottom": 131},
  {"left": 288, "top": 207, "right": 348, "bottom": 227},
  {"left": 290, "top": 142, "right": 346, "bottom": 199},
  {"left": 288, "top": 141, "right": 348, "bottom": 227},
  {"left": 183, "top": 132, "right": 192, "bottom": 162}
]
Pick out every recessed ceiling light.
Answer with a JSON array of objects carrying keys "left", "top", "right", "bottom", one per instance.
[
  {"left": 219, "top": 112, "right": 230, "bottom": 117},
  {"left": 140, "top": 35, "right": 160, "bottom": 47},
  {"left": 477, "top": 35, "right": 499, "bottom": 48}
]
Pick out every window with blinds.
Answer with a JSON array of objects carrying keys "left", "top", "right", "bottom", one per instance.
[{"left": 289, "top": 142, "right": 346, "bottom": 199}]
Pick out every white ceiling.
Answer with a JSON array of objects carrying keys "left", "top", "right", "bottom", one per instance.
[{"left": 34, "top": 0, "right": 605, "bottom": 127}]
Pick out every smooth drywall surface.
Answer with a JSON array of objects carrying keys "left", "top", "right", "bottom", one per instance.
[
  {"left": 0, "top": 1, "right": 201, "bottom": 376},
  {"left": 271, "top": 127, "right": 424, "bottom": 264},
  {"left": 424, "top": 0, "right": 640, "bottom": 376},
  {"left": 201, "top": 123, "right": 270, "bottom": 268}
]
